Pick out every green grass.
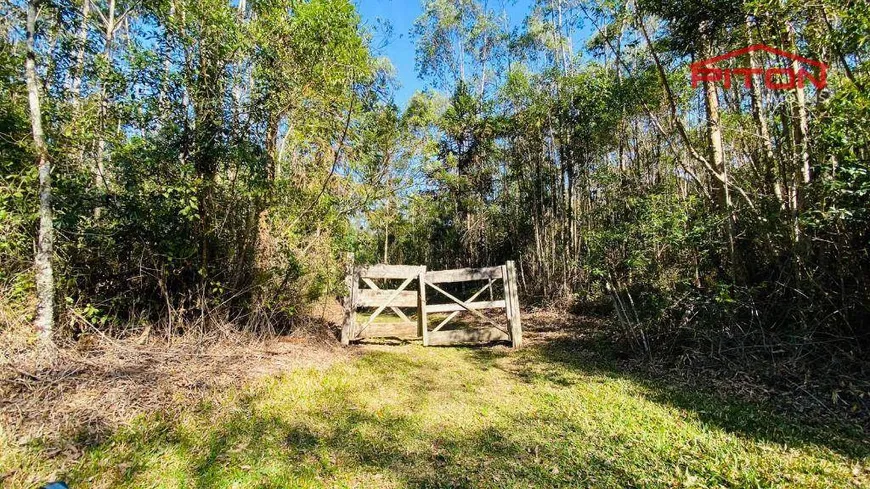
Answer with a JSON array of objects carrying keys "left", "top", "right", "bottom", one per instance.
[{"left": 3, "top": 339, "right": 868, "bottom": 488}]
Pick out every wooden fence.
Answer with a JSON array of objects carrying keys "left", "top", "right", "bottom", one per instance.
[{"left": 340, "top": 255, "right": 522, "bottom": 348}]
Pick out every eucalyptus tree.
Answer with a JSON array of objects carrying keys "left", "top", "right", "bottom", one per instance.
[
  {"left": 414, "top": 0, "right": 507, "bottom": 97},
  {"left": 395, "top": 0, "right": 869, "bottom": 353},
  {"left": 412, "top": 0, "right": 514, "bottom": 267},
  {"left": 23, "top": 0, "right": 54, "bottom": 343}
]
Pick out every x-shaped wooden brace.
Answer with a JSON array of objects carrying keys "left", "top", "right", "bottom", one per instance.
[
  {"left": 431, "top": 280, "right": 493, "bottom": 332},
  {"left": 424, "top": 280, "right": 509, "bottom": 336},
  {"left": 361, "top": 278, "right": 412, "bottom": 323},
  {"left": 355, "top": 275, "right": 416, "bottom": 337}
]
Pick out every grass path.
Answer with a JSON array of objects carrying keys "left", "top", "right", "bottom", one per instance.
[{"left": 3, "top": 339, "right": 868, "bottom": 488}]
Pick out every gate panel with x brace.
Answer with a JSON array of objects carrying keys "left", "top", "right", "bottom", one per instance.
[{"left": 341, "top": 254, "right": 522, "bottom": 347}]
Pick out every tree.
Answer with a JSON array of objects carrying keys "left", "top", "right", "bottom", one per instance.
[
  {"left": 24, "top": 0, "right": 54, "bottom": 344},
  {"left": 414, "top": 0, "right": 506, "bottom": 97}
]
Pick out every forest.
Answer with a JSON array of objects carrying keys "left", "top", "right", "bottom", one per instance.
[{"left": 1, "top": 0, "right": 869, "bottom": 487}]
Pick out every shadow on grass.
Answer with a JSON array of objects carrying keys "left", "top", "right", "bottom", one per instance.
[
  {"left": 467, "top": 334, "right": 870, "bottom": 461},
  {"left": 63, "top": 351, "right": 601, "bottom": 487},
  {"left": 54, "top": 341, "right": 869, "bottom": 488},
  {"left": 349, "top": 312, "right": 868, "bottom": 462}
]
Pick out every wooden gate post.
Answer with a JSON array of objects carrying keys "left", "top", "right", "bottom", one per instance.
[
  {"left": 418, "top": 266, "right": 428, "bottom": 346},
  {"left": 341, "top": 252, "right": 357, "bottom": 346},
  {"left": 505, "top": 260, "right": 522, "bottom": 348},
  {"left": 501, "top": 264, "right": 512, "bottom": 342}
]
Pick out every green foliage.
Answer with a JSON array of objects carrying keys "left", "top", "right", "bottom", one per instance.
[
  {"left": 1, "top": 0, "right": 400, "bottom": 335},
  {"left": 4, "top": 0, "right": 870, "bottom": 362},
  {"left": 414, "top": 0, "right": 494, "bottom": 89},
  {"left": 0, "top": 33, "right": 34, "bottom": 306},
  {"left": 377, "top": 0, "right": 870, "bottom": 359}
]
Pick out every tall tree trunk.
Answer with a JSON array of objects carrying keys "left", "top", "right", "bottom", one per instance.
[
  {"left": 383, "top": 216, "right": 389, "bottom": 264},
  {"left": 478, "top": 35, "right": 488, "bottom": 98},
  {"left": 71, "top": 0, "right": 90, "bottom": 108},
  {"left": 160, "top": 1, "right": 175, "bottom": 115},
  {"left": 68, "top": 0, "right": 91, "bottom": 167},
  {"left": 746, "top": 19, "right": 783, "bottom": 205},
  {"left": 701, "top": 41, "right": 736, "bottom": 274},
  {"left": 25, "top": 0, "right": 55, "bottom": 343},
  {"left": 787, "top": 24, "right": 811, "bottom": 243},
  {"left": 789, "top": 25, "right": 811, "bottom": 198},
  {"left": 556, "top": 0, "right": 570, "bottom": 75},
  {"left": 703, "top": 70, "right": 727, "bottom": 209},
  {"left": 231, "top": 0, "right": 248, "bottom": 126},
  {"left": 615, "top": 23, "right": 626, "bottom": 172},
  {"left": 93, "top": 0, "right": 117, "bottom": 193}
]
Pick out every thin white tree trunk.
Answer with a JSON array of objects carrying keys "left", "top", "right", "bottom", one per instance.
[
  {"left": 702, "top": 42, "right": 736, "bottom": 272},
  {"left": 71, "top": 0, "right": 91, "bottom": 165},
  {"left": 94, "top": 0, "right": 117, "bottom": 191},
  {"left": 746, "top": 19, "right": 783, "bottom": 205},
  {"left": 556, "top": 0, "right": 570, "bottom": 75},
  {"left": 788, "top": 24, "right": 810, "bottom": 242},
  {"left": 71, "top": 0, "right": 90, "bottom": 106},
  {"left": 25, "top": 0, "right": 55, "bottom": 343},
  {"left": 231, "top": 0, "right": 247, "bottom": 125},
  {"left": 383, "top": 218, "right": 389, "bottom": 264},
  {"left": 790, "top": 32, "right": 811, "bottom": 190}
]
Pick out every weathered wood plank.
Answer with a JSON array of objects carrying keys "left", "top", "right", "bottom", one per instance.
[
  {"left": 357, "top": 264, "right": 422, "bottom": 279},
  {"left": 502, "top": 263, "right": 512, "bottom": 325},
  {"left": 506, "top": 260, "right": 523, "bottom": 348},
  {"left": 356, "top": 322, "right": 418, "bottom": 339},
  {"left": 356, "top": 289, "right": 418, "bottom": 308},
  {"left": 425, "top": 300, "right": 506, "bottom": 314},
  {"left": 425, "top": 266, "right": 503, "bottom": 283},
  {"left": 418, "top": 266, "right": 428, "bottom": 346},
  {"left": 427, "top": 328, "right": 510, "bottom": 346},
  {"left": 340, "top": 253, "right": 356, "bottom": 346}
]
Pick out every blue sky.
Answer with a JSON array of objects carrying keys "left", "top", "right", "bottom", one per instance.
[{"left": 354, "top": 0, "right": 537, "bottom": 107}]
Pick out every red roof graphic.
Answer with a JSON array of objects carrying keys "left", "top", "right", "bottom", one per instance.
[{"left": 690, "top": 43, "right": 826, "bottom": 71}]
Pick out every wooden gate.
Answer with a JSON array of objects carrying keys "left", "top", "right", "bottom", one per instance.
[
  {"left": 341, "top": 254, "right": 522, "bottom": 348},
  {"left": 341, "top": 263, "right": 424, "bottom": 344}
]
